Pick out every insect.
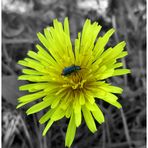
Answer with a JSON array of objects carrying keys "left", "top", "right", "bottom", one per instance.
[{"left": 61, "top": 65, "right": 81, "bottom": 76}]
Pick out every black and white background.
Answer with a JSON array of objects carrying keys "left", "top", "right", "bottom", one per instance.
[{"left": 2, "top": 0, "right": 146, "bottom": 148}]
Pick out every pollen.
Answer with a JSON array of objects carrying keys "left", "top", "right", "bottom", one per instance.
[{"left": 61, "top": 71, "right": 87, "bottom": 90}]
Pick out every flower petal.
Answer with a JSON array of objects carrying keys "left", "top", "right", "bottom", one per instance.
[
  {"left": 64, "top": 17, "right": 70, "bottom": 36},
  {"left": 43, "top": 119, "right": 54, "bottom": 136},
  {"left": 19, "top": 83, "right": 49, "bottom": 92},
  {"left": 26, "top": 100, "right": 51, "bottom": 115},
  {"left": 65, "top": 106, "right": 72, "bottom": 118},
  {"left": 100, "top": 41, "right": 126, "bottom": 63},
  {"left": 51, "top": 107, "right": 65, "bottom": 121},
  {"left": 98, "top": 84, "right": 123, "bottom": 94},
  {"left": 79, "top": 92, "right": 85, "bottom": 105},
  {"left": 18, "top": 91, "right": 46, "bottom": 103},
  {"left": 51, "top": 97, "right": 61, "bottom": 108},
  {"left": 82, "top": 105, "right": 97, "bottom": 133},
  {"left": 39, "top": 108, "right": 56, "bottom": 124},
  {"left": 22, "top": 69, "right": 43, "bottom": 75},
  {"left": 113, "top": 69, "right": 131, "bottom": 76},
  {"left": 18, "top": 75, "right": 51, "bottom": 82},
  {"left": 74, "top": 110, "right": 82, "bottom": 127},
  {"left": 93, "top": 28, "right": 115, "bottom": 59},
  {"left": 92, "top": 103, "right": 105, "bottom": 124},
  {"left": 65, "top": 112, "right": 76, "bottom": 147}
]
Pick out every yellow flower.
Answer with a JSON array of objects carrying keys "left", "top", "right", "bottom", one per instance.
[{"left": 17, "top": 18, "right": 130, "bottom": 147}]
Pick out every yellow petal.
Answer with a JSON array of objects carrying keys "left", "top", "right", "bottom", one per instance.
[
  {"left": 64, "top": 17, "right": 70, "bottom": 36},
  {"left": 75, "top": 111, "right": 81, "bottom": 127},
  {"left": 18, "top": 91, "right": 46, "bottom": 103},
  {"left": 51, "top": 98, "right": 61, "bottom": 108},
  {"left": 113, "top": 62, "right": 123, "bottom": 68},
  {"left": 99, "top": 84, "right": 123, "bottom": 94},
  {"left": 19, "top": 83, "right": 49, "bottom": 92},
  {"left": 18, "top": 75, "right": 50, "bottom": 82},
  {"left": 65, "top": 106, "right": 72, "bottom": 118},
  {"left": 51, "top": 107, "right": 65, "bottom": 121},
  {"left": 37, "top": 32, "right": 50, "bottom": 50},
  {"left": 100, "top": 96, "right": 122, "bottom": 109},
  {"left": 16, "top": 102, "right": 29, "bottom": 109},
  {"left": 65, "top": 112, "right": 76, "bottom": 147},
  {"left": 93, "top": 28, "right": 115, "bottom": 59},
  {"left": 39, "top": 108, "right": 56, "bottom": 124},
  {"left": 22, "top": 69, "right": 43, "bottom": 75},
  {"left": 36, "top": 44, "right": 57, "bottom": 66},
  {"left": 117, "top": 51, "right": 128, "bottom": 58},
  {"left": 43, "top": 119, "right": 54, "bottom": 136},
  {"left": 92, "top": 104, "right": 105, "bottom": 124},
  {"left": 113, "top": 69, "right": 131, "bottom": 76},
  {"left": 79, "top": 92, "right": 85, "bottom": 105},
  {"left": 26, "top": 100, "right": 51, "bottom": 115},
  {"left": 82, "top": 105, "right": 97, "bottom": 133}
]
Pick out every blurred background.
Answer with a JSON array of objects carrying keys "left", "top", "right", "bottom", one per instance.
[{"left": 2, "top": 0, "right": 146, "bottom": 148}]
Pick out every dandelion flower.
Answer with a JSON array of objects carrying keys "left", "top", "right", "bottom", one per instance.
[{"left": 17, "top": 18, "right": 130, "bottom": 147}]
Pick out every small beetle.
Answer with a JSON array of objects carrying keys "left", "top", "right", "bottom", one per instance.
[{"left": 62, "top": 65, "right": 81, "bottom": 76}]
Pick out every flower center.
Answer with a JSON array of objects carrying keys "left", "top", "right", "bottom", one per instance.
[
  {"left": 71, "top": 79, "right": 86, "bottom": 89},
  {"left": 62, "top": 72, "right": 87, "bottom": 90}
]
